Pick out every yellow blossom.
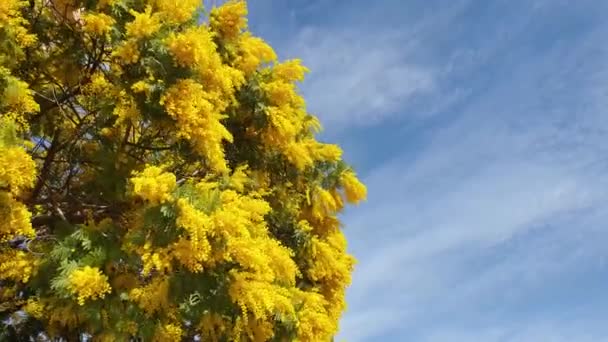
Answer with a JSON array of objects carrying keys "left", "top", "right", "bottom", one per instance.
[
  {"left": 2, "top": 77, "right": 40, "bottom": 118},
  {"left": 273, "top": 59, "right": 309, "bottom": 82},
  {"left": 284, "top": 141, "right": 314, "bottom": 170},
  {"left": 210, "top": 0, "right": 248, "bottom": 40},
  {"left": 262, "top": 80, "right": 304, "bottom": 108},
  {"left": 165, "top": 25, "right": 245, "bottom": 99},
  {"left": 23, "top": 298, "right": 44, "bottom": 319},
  {"left": 153, "top": 0, "right": 200, "bottom": 24},
  {"left": 113, "top": 39, "right": 140, "bottom": 64},
  {"left": 0, "top": 193, "right": 35, "bottom": 241},
  {"left": 308, "top": 232, "right": 355, "bottom": 287},
  {"left": 113, "top": 92, "right": 140, "bottom": 126},
  {"left": 154, "top": 323, "right": 183, "bottom": 342},
  {"left": 161, "top": 79, "right": 233, "bottom": 173},
  {"left": 67, "top": 266, "right": 112, "bottom": 305},
  {"left": 125, "top": 6, "right": 161, "bottom": 40},
  {"left": 235, "top": 33, "right": 277, "bottom": 74},
  {"left": 199, "top": 313, "right": 231, "bottom": 341},
  {"left": 311, "top": 142, "right": 343, "bottom": 162},
  {"left": 140, "top": 242, "right": 173, "bottom": 275},
  {"left": 0, "top": 145, "right": 36, "bottom": 195},
  {"left": 311, "top": 186, "right": 339, "bottom": 219},
  {"left": 0, "top": 0, "right": 25, "bottom": 24},
  {"left": 292, "top": 290, "right": 338, "bottom": 341},
  {"left": 0, "top": 0, "right": 37, "bottom": 48},
  {"left": 228, "top": 271, "right": 295, "bottom": 321},
  {"left": 171, "top": 237, "right": 210, "bottom": 272},
  {"left": 166, "top": 27, "right": 216, "bottom": 68},
  {"left": 131, "top": 80, "right": 154, "bottom": 98},
  {"left": 0, "top": 249, "right": 38, "bottom": 283},
  {"left": 84, "top": 72, "right": 114, "bottom": 96},
  {"left": 82, "top": 12, "right": 115, "bottom": 36},
  {"left": 130, "top": 165, "right": 176, "bottom": 205},
  {"left": 228, "top": 165, "right": 249, "bottom": 192},
  {"left": 130, "top": 276, "right": 170, "bottom": 316},
  {"left": 340, "top": 170, "right": 367, "bottom": 204}
]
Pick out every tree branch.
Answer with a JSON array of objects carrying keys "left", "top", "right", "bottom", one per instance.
[{"left": 28, "top": 131, "right": 61, "bottom": 204}]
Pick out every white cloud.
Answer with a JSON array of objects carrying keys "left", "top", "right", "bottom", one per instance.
[
  {"left": 285, "top": 26, "right": 436, "bottom": 127},
  {"left": 272, "top": 1, "right": 480, "bottom": 130},
  {"left": 335, "top": 3, "right": 608, "bottom": 340},
  {"left": 338, "top": 148, "right": 605, "bottom": 341}
]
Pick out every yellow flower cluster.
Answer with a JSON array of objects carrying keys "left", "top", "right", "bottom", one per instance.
[
  {"left": 0, "top": 249, "right": 38, "bottom": 283},
  {"left": 113, "top": 92, "right": 140, "bottom": 127},
  {"left": 173, "top": 199, "right": 213, "bottom": 271},
  {"left": 160, "top": 79, "right": 233, "bottom": 173},
  {"left": 230, "top": 315, "right": 275, "bottom": 342},
  {"left": 129, "top": 276, "right": 170, "bottom": 316},
  {"left": 166, "top": 27, "right": 216, "bottom": 68},
  {"left": 165, "top": 26, "right": 245, "bottom": 95},
  {"left": 1, "top": 76, "right": 40, "bottom": 128},
  {"left": 273, "top": 59, "right": 309, "bottom": 82},
  {"left": 0, "top": 193, "right": 35, "bottom": 241},
  {"left": 23, "top": 298, "right": 44, "bottom": 319},
  {"left": 199, "top": 313, "right": 230, "bottom": 341},
  {"left": 0, "top": 145, "right": 36, "bottom": 195},
  {"left": 0, "top": 119, "right": 36, "bottom": 247},
  {"left": 227, "top": 165, "right": 250, "bottom": 192},
  {"left": 82, "top": 13, "right": 115, "bottom": 36},
  {"left": 84, "top": 72, "right": 113, "bottom": 96},
  {"left": 0, "top": 0, "right": 24, "bottom": 23},
  {"left": 340, "top": 170, "right": 367, "bottom": 204},
  {"left": 113, "top": 39, "right": 140, "bottom": 64},
  {"left": 131, "top": 79, "right": 154, "bottom": 99},
  {"left": 308, "top": 232, "right": 355, "bottom": 288},
  {"left": 153, "top": 323, "right": 183, "bottom": 342},
  {"left": 311, "top": 186, "right": 341, "bottom": 220},
  {"left": 292, "top": 290, "right": 338, "bottom": 341},
  {"left": 228, "top": 271, "right": 294, "bottom": 323},
  {"left": 2, "top": 77, "right": 39, "bottom": 113},
  {"left": 130, "top": 165, "right": 176, "bottom": 205},
  {"left": 262, "top": 80, "right": 304, "bottom": 108},
  {"left": 226, "top": 238, "right": 297, "bottom": 285},
  {"left": 141, "top": 242, "right": 172, "bottom": 275},
  {"left": 67, "top": 266, "right": 112, "bottom": 305},
  {"left": 0, "top": 0, "right": 36, "bottom": 48},
  {"left": 209, "top": 0, "right": 248, "bottom": 40},
  {"left": 283, "top": 139, "right": 343, "bottom": 170},
  {"left": 45, "top": 303, "right": 83, "bottom": 335},
  {"left": 125, "top": 6, "right": 161, "bottom": 40},
  {"left": 214, "top": 189, "right": 271, "bottom": 236},
  {"left": 153, "top": 0, "right": 200, "bottom": 24},
  {"left": 234, "top": 33, "right": 277, "bottom": 75},
  {"left": 258, "top": 76, "right": 346, "bottom": 170}
]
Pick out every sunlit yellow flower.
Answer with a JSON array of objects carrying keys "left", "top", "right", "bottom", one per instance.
[
  {"left": 126, "top": 6, "right": 161, "bottom": 40},
  {"left": 67, "top": 266, "right": 112, "bottom": 305}
]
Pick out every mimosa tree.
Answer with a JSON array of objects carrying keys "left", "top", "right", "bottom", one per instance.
[{"left": 0, "top": 0, "right": 366, "bottom": 340}]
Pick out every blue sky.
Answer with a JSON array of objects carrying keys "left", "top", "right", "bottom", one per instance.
[{"left": 246, "top": 1, "right": 608, "bottom": 341}]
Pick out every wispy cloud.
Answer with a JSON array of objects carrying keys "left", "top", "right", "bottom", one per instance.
[
  {"left": 285, "top": 27, "right": 436, "bottom": 127},
  {"left": 266, "top": 0, "right": 479, "bottom": 131},
  {"left": 333, "top": 1, "right": 608, "bottom": 341}
]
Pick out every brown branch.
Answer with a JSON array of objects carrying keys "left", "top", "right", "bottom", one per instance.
[
  {"left": 125, "top": 141, "right": 175, "bottom": 151},
  {"left": 28, "top": 131, "right": 61, "bottom": 204}
]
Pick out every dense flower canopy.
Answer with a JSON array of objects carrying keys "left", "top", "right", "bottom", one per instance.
[{"left": 0, "top": 0, "right": 366, "bottom": 341}]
